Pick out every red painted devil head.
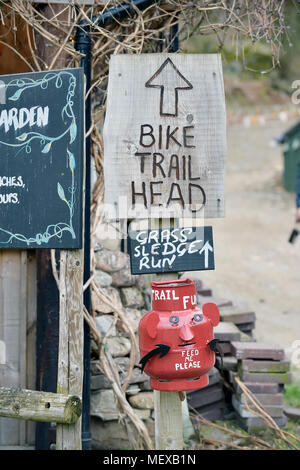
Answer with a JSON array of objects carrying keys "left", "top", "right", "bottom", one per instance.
[{"left": 138, "top": 279, "right": 220, "bottom": 391}]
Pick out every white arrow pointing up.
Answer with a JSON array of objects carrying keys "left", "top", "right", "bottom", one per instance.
[{"left": 199, "top": 241, "right": 214, "bottom": 269}]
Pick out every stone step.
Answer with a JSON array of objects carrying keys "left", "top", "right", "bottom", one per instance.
[{"left": 231, "top": 341, "right": 285, "bottom": 361}]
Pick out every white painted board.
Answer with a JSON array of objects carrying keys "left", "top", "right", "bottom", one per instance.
[{"left": 103, "top": 53, "right": 226, "bottom": 219}]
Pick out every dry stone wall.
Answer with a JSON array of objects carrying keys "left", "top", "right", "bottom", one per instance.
[{"left": 90, "top": 224, "right": 154, "bottom": 449}]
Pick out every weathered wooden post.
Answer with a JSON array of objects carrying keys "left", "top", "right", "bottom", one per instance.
[{"left": 104, "top": 53, "right": 226, "bottom": 449}]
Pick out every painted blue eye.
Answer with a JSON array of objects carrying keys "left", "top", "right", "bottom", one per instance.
[
  {"left": 193, "top": 313, "right": 203, "bottom": 322},
  {"left": 169, "top": 315, "right": 179, "bottom": 324}
]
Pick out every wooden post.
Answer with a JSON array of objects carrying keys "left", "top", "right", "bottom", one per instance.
[
  {"left": 56, "top": 250, "right": 84, "bottom": 450},
  {"left": 152, "top": 218, "right": 183, "bottom": 450},
  {"left": 154, "top": 390, "right": 183, "bottom": 450}
]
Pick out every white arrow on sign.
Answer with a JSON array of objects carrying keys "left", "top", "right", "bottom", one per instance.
[
  {"left": 199, "top": 241, "right": 214, "bottom": 269},
  {"left": 145, "top": 58, "right": 193, "bottom": 117}
]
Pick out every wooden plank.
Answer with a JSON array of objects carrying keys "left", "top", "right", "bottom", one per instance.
[
  {"left": 25, "top": 250, "right": 37, "bottom": 445},
  {"left": 104, "top": 53, "right": 226, "bottom": 220},
  {"left": 56, "top": 249, "right": 84, "bottom": 450},
  {"left": 0, "top": 387, "right": 81, "bottom": 424},
  {"left": 0, "top": 251, "right": 22, "bottom": 445},
  {"left": 231, "top": 342, "right": 285, "bottom": 360},
  {"left": 19, "top": 252, "right": 27, "bottom": 446}
]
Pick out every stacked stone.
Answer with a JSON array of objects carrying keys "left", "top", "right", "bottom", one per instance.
[
  {"left": 90, "top": 232, "right": 154, "bottom": 449},
  {"left": 186, "top": 367, "right": 226, "bottom": 422},
  {"left": 229, "top": 342, "right": 291, "bottom": 431},
  {"left": 218, "top": 305, "right": 256, "bottom": 338}
]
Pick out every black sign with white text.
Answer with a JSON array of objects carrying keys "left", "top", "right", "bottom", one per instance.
[
  {"left": 128, "top": 226, "right": 214, "bottom": 274},
  {"left": 0, "top": 68, "right": 84, "bottom": 249}
]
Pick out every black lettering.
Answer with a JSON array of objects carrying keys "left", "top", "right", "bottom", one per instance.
[
  {"left": 167, "top": 183, "right": 185, "bottom": 207},
  {"left": 188, "top": 183, "right": 206, "bottom": 212},
  {"left": 182, "top": 155, "right": 186, "bottom": 180},
  {"left": 166, "top": 126, "right": 182, "bottom": 150},
  {"left": 168, "top": 154, "right": 179, "bottom": 180},
  {"left": 131, "top": 181, "right": 147, "bottom": 208},
  {"left": 183, "top": 126, "right": 195, "bottom": 148},
  {"left": 150, "top": 181, "right": 163, "bottom": 205},
  {"left": 140, "top": 124, "right": 155, "bottom": 147},
  {"left": 188, "top": 155, "right": 200, "bottom": 180},
  {"left": 153, "top": 153, "right": 166, "bottom": 178},
  {"left": 135, "top": 152, "right": 151, "bottom": 174},
  {"left": 158, "top": 124, "right": 162, "bottom": 150}
]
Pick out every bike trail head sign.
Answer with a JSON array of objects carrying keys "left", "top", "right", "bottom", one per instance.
[
  {"left": 0, "top": 67, "right": 84, "bottom": 249},
  {"left": 103, "top": 53, "right": 226, "bottom": 220}
]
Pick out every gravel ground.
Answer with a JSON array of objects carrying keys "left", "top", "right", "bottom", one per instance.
[{"left": 187, "top": 116, "right": 300, "bottom": 356}]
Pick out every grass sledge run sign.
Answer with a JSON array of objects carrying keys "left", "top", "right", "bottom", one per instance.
[
  {"left": 104, "top": 53, "right": 226, "bottom": 219},
  {"left": 0, "top": 68, "right": 84, "bottom": 249},
  {"left": 128, "top": 226, "right": 214, "bottom": 274}
]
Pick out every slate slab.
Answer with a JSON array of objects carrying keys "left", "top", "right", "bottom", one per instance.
[
  {"left": 198, "top": 295, "right": 233, "bottom": 308},
  {"left": 283, "top": 406, "right": 300, "bottom": 420},
  {"left": 217, "top": 342, "right": 234, "bottom": 355},
  {"left": 238, "top": 370, "right": 292, "bottom": 384},
  {"left": 187, "top": 385, "right": 224, "bottom": 408},
  {"left": 214, "top": 322, "right": 241, "bottom": 342},
  {"left": 233, "top": 380, "right": 282, "bottom": 395},
  {"left": 239, "top": 393, "right": 283, "bottom": 406},
  {"left": 231, "top": 342, "right": 285, "bottom": 360},
  {"left": 239, "top": 358, "right": 290, "bottom": 373},
  {"left": 219, "top": 306, "right": 256, "bottom": 325},
  {"left": 216, "top": 355, "right": 237, "bottom": 372},
  {"left": 236, "top": 414, "right": 287, "bottom": 431},
  {"left": 232, "top": 395, "right": 284, "bottom": 418}
]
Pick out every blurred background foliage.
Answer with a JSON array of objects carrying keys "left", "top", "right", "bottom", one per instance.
[{"left": 181, "top": 1, "right": 300, "bottom": 108}]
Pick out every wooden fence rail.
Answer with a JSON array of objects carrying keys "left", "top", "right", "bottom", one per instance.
[{"left": 0, "top": 387, "right": 81, "bottom": 425}]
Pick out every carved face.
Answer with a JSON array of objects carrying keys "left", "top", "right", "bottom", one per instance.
[{"left": 142, "top": 302, "right": 219, "bottom": 351}]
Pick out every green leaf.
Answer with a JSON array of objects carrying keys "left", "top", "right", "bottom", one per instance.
[
  {"left": 57, "top": 183, "right": 66, "bottom": 201},
  {"left": 16, "top": 133, "right": 28, "bottom": 141},
  {"left": 9, "top": 88, "right": 23, "bottom": 101},
  {"left": 69, "top": 121, "right": 77, "bottom": 144},
  {"left": 67, "top": 149, "right": 75, "bottom": 171},
  {"left": 42, "top": 142, "right": 52, "bottom": 153}
]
